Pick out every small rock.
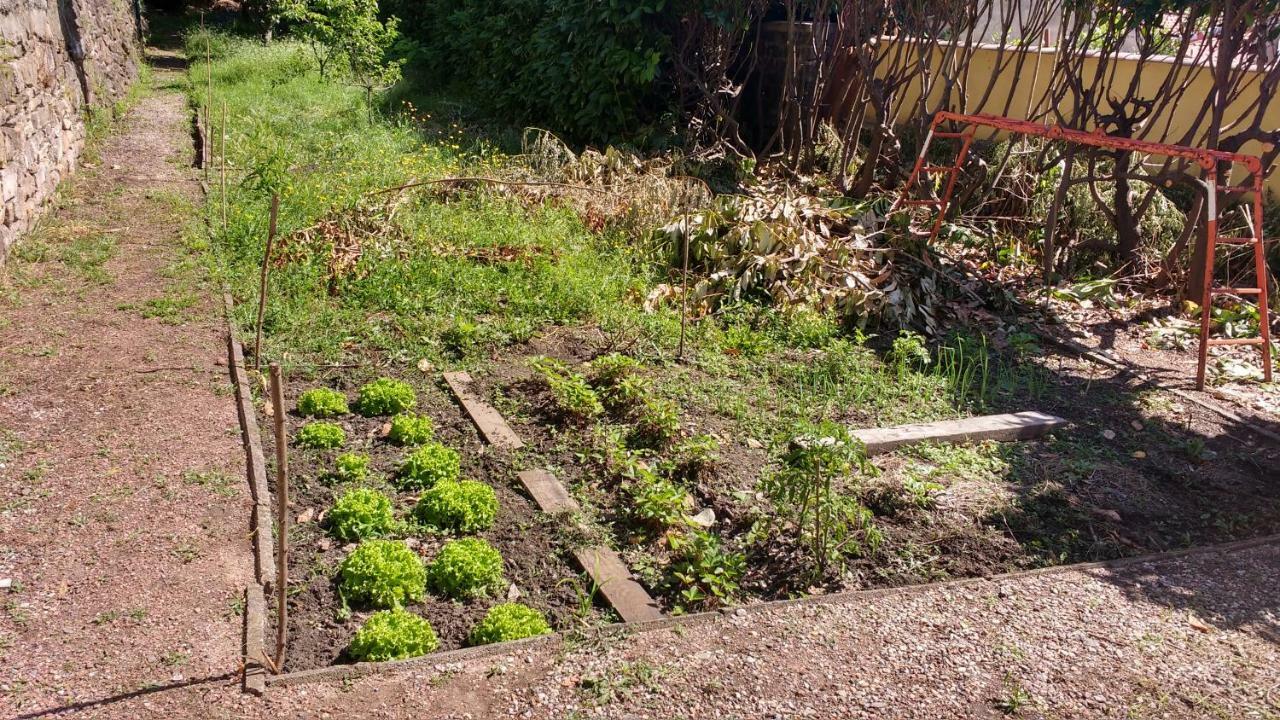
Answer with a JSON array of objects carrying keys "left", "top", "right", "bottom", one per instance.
[
  {"left": 507, "top": 583, "right": 522, "bottom": 601},
  {"left": 1132, "top": 450, "right": 1147, "bottom": 459},
  {"left": 297, "top": 508, "right": 316, "bottom": 524},
  {"left": 1102, "top": 429, "right": 1116, "bottom": 440},
  {"left": 378, "top": 422, "right": 391, "bottom": 437},
  {"left": 316, "top": 538, "right": 334, "bottom": 552},
  {"left": 690, "top": 508, "right": 716, "bottom": 528},
  {"left": 417, "top": 358, "right": 434, "bottom": 374},
  {"left": 0, "top": 578, "right": 11, "bottom": 590},
  {"left": 1130, "top": 420, "right": 1144, "bottom": 431},
  {"left": 745, "top": 438, "right": 764, "bottom": 449}
]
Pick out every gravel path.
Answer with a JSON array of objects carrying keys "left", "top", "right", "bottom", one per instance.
[{"left": 242, "top": 538, "right": 1279, "bottom": 720}]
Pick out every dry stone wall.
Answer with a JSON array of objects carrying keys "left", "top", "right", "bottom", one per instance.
[{"left": 1, "top": 0, "right": 142, "bottom": 258}]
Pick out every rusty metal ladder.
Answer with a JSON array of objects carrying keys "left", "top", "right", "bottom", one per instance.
[
  {"left": 1197, "top": 163, "right": 1274, "bottom": 390},
  {"left": 890, "top": 114, "right": 975, "bottom": 243}
]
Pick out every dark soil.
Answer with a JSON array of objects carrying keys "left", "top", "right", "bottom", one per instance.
[
  {"left": 471, "top": 327, "right": 1280, "bottom": 611},
  {"left": 256, "top": 370, "right": 593, "bottom": 673}
]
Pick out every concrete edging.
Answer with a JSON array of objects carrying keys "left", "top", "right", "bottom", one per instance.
[{"left": 222, "top": 290, "right": 274, "bottom": 694}]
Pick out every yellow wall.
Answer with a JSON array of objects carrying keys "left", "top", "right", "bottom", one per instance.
[{"left": 868, "top": 39, "right": 1279, "bottom": 195}]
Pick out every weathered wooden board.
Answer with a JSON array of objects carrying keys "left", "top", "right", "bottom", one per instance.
[
  {"left": 573, "top": 546, "right": 665, "bottom": 623},
  {"left": 854, "top": 411, "right": 1067, "bottom": 455},
  {"left": 443, "top": 371, "right": 525, "bottom": 450},
  {"left": 517, "top": 469, "right": 580, "bottom": 514}
]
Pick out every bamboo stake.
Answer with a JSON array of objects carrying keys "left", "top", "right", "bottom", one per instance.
[
  {"left": 268, "top": 363, "right": 289, "bottom": 673},
  {"left": 205, "top": 19, "right": 212, "bottom": 182},
  {"left": 254, "top": 194, "right": 280, "bottom": 371},
  {"left": 221, "top": 100, "right": 228, "bottom": 234}
]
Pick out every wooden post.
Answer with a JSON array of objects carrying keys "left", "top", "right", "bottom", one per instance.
[
  {"left": 254, "top": 194, "right": 280, "bottom": 371},
  {"left": 221, "top": 100, "right": 228, "bottom": 234},
  {"left": 677, "top": 188, "right": 691, "bottom": 361},
  {"left": 268, "top": 363, "right": 289, "bottom": 672}
]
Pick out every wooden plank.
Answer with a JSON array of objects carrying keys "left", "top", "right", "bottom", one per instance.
[
  {"left": 573, "top": 546, "right": 664, "bottom": 623},
  {"left": 517, "top": 469, "right": 580, "bottom": 514},
  {"left": 443, "top": 371, "right": 524, "bottom": 450},
  {"left": 853, "top": 411, "right": 1067, "bottom": 455}
]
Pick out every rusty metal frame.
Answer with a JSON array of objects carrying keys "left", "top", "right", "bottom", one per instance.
[{"left": 893, "top": 110, "right": 1273, "bottom": 391}]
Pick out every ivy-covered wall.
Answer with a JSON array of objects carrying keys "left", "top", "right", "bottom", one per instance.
[{"left": 0, "top": 0, "right": 142, "bottom": 259}]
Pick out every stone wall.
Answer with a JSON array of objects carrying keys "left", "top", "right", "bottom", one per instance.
[{"left": 1, "top": 0, "right": 142, "bottom": 259}]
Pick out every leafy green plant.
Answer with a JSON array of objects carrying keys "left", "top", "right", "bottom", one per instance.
[
  {"left": 628, "top": 473, "right": 690, "bottom": 531},
  {"left": 667, "top": 529, "right": 744, "bottom": 612},
  {"left": 588, "top": 353, "right": 642, "bottom": 387},
  {"left": 296, "top": 387, "right": 350, "bottom": 417},
  {"left": 356, "top": 378, "right": 417, "bottom": 417},
  {"left": 388, "top": 413, "right": 435, "bottom": 446},
  {"left": 531, "top": 357, "right": 603, "bottom": 421},
  {"left": 441, "top": 318, "right": 481, "bottom": 355},
  {"left": 602, "top": 374, "right": 652, "bottom": 413},
  {"left": 761, "top": 421, "right": 882, "bottom": 580},
  {"left": 467, "top": 603, "right": 552, "bottom": 646},
  {"left": 425, "top": 537, "right": 505, "bottom": 599},
  {"left": 338, "top": 539, "right": 426, "bottom": 608},
  {"left": 665, "top": 433, "right": 720, "bottom": 480},
  {"left": 331, "top": 452, "right": 372, "bottom": 482},
  {"left": 348, "top": 608, "right": 439, "bottom": 661},
  {"left": 280, "top": 0, "right": 404, "bottom": 98},
  {"left": 397, "top": 443, "right": 460, "bottom": 490},
  {"left": 296, "top": 421, "right": 346, "bottom": 449},
  {"left": 889, "top": 330, "right": 931, "bottom": 375},
  {"left": 414, "top": 479, "right": 498, "bottom": 533},
  {"left": 328, "top": 487, "right": 397, "bottom": 541},
  {"left": 632, "top": 396, "right": 680, "bottom": 445}
]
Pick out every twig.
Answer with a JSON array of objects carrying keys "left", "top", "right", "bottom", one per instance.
[
  {"left": 268, "top": 363, "right": 289, "bottom": 673},
  {"left": 368, "top": 176, "right": 615, "bottom": 197},
  {"left": 221, "top": 100, "right": 228, "bottom": 235},
  {"left": 254, "top": 194, "right": 280, "bottom": 371}
]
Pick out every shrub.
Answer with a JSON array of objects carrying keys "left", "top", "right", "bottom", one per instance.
[
  {"left": 296, "top": 421, "right": 346, "bottom": 449},
  {"left": 889, "top": 330, "right": 931, "bottom": 375},
  {"left": 666, "top": 433, "right": 720, "bottom": 479},
  {"left": 339, "top": 540, "right": 426, "bottom": 608},
  {"left": 425, "top": 537, "right": 505, "bottom": 599},
  {"left": 467, "top": 603, "right": 551, "bottom": 646},
  {"left": 296, "top": 387, "right": 350, "bottom": 418},
  {"left": 667, "top": 530, "right": 744, "bottom": 612},
  {"left": 329, "top": 487, "right": 397, "bottom": 541},
  {"left": 414, "top": 480, "right": 498, "bottom": 533},
  {"left": 397, "top": 443, "right": 460, "bottom": 490},
  {"left": 388, "top": 413, "right": 435, "bottom": 446},
  {"left": 356, "top": 378, "right": 416, "bottom": 416},
  {"left": 602, "top": 374, "right": 651, "bottom": 413},
  {"left": 531, "top": 357, "right": 603, "bottom": 421},
  {"left": 348, "top": 608, "right": 439, "bottom": 661},
  {"left": 332, "top": 452, "right": 372, "bottom": 483}
]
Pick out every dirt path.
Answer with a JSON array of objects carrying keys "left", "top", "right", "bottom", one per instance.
[{"left": 0, "top": 50, "right": 253, "bottom": 718}]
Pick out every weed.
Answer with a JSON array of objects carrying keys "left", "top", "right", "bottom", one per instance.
[
  {"left": 531, "top": 357, "right": 603, "bottom": 421},
  {"left": 666, "top": 529, "right": 744, "bottom": 612},
  {"left": 182, "top": 469, "right": 238, "bottom": 497}
]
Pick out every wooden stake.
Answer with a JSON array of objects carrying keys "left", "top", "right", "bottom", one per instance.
[
  {"left": 268, "top": 363, "right": 289, "bottom": 673},
  {"left": 220, "top": 100, "right": 228, "bottom": 234},
  {"left": 254, "top": 194, "right": 279, "bottom": 371},
  {"left": 205, "top": 20, "right": 212, "bottom": 181},
  {"left": 677, "top": 188, "right": 691, "bottom": 361}
]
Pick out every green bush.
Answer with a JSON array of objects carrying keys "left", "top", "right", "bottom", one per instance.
[
  {"left": 588, "top": 353, "right": 642, "bottom": 387},
  {"left": 348, "top": 608, "right": 439, "bottom": 661},
  {"left": 632, "top": 396, "right": 680, "bottom": 445},
  {"left": 388, "top": 413, "right": 435, "bottom": 446},
  {"left": 339, "top": 540, "right": 426, "bottom": 608},
  {"left": 414, "top": 479, "right": 498, "bottom": 533},
  {"left": 425, "top": 537, "right": 505, "bottom": 599},
  {"left": 356, "top": 378, "right": 417, "bottom": 416},
  {"left": 467, "top": 603, "right": 551, "bottom": 646},
  {"left": 329, "top": 487, "right": 397, "bottom": 541},
  {"left": 397, "top": 443, "right": 461, "bottom": 490},
  {"left": 297, "top": 387, "right": 350, "bottom": 418},
  {"left": 296, "top": 421, "right": 346, "bottom": 449},
  {"left": 332, "top": 452, "right": 372, "bottom": 482}
]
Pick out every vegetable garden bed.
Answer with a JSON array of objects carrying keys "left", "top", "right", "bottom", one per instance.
[{"left": 256, "top": 371, "right": 599, "bottom": 672}]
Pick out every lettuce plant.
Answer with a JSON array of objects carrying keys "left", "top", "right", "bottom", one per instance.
[
  {"left": 356, "top": 378, "right": 416, "bottom": 416},
  {"left": 339, "top": 539, "right": 426, "bottom": 608},
  {"left": 425, "top": 537, "right": 504, "bottom": 599},
  {"left": 348, "top": 608, "right": 439, "bottom": 661},
  {"left": 414, "top": 479, "right": 498, "bottom": 533},
  {"left": 296, "top": 421, "right": 346, "bottom": 449},
  {"left": 296, "top": 387, "right": 349, "bottom": 418},
  {"left": 328, "top": 487, "right": 396, "bottom": 542},
  {"left": 388, "top": 413, "right": 435, "bottom": 446},
  {"left": 397, "top": 443, "right": 460, "bottom": 490},
  {"left": 468, "top": 603, "right": 551, "bottom": 646}
]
